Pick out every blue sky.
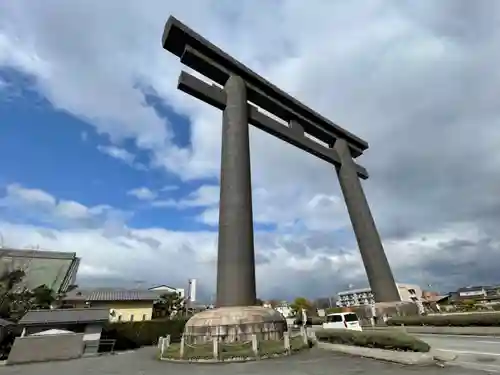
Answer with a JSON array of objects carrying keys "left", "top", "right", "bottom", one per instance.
[
  {"left": 1, "top": 0, "right": 500, "bottom": 301},
  {"left": 1, "top": 69, "right": 213, "bottom": 231}
]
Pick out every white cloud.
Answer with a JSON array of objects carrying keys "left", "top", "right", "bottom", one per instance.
[
  {"left": 97, "top": 145, "right": 135, "bottom": 164},
  {"left": 2, "top": 183, "right": 55, "bottom": 207},
  {"left": 97, "top": 145, "right": 148, "bottom": 170},
  {"left": 153, "top": 185, "right": 219, "bottom": 209},
  {"left": 127, "top": 187, "right": 157, "bottom": 201},
  {"left": 0, "top": 183, "right": 129, "bottom": 228}
]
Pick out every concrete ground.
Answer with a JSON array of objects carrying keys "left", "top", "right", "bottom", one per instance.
[
  {"left": 0, "top": 347, "right": 486, "bottom": 375},
  {"left": 416, "top": 334, "right": 500, "bottom": 373}
]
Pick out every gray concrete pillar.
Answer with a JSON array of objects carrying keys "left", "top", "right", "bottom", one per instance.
[
  {"left": 216, "top": 75, "right": 257, "bottom": 307},
  {"left": 333, "top": 139, "right": 400, "bottom": 302}
]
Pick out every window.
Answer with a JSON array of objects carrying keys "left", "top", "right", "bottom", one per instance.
[
  {"left": 344, "top": 313, "right": 359, "bottom": 322},
  {"left": 326, "top": 315, "right": 343, "bottom": 323},
  {"left": 409, "top": 289, "right": 416, "bottom": 295},
  {"left": 117, "top": 315, "right": 122, "bottom": 322},
  {"left": 142, "top": 314, "right": 147, "bottom": 321},
  {"left": 130, "top": 315, "right": 134, "bottom": 321}
]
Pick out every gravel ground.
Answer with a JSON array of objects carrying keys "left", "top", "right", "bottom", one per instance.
[{"left": 0, "top": 347, "right": 487, "bottom": 375}]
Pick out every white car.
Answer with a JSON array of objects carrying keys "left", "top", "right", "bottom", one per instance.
[{"left": 322, "top": 312, "right": 363, "bottom": 331}]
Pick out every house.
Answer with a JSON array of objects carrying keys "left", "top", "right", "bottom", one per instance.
[
  {"left": 0, "top": 248, "right": 80, "bottom": 293},
  {"left": 148, "top": 284, "right": 185, "bottom": 299},
  {"left": 17, "top": 308, "right": 109, "bottom": 355},
  {"left": 62, "top": 289, "right": 159, "bottom": 322},
  {"left": 445, "top": 285, "right": 500, "bottom": 305}
]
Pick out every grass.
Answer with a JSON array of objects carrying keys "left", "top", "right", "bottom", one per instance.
[{"left": 161, "top": 336, "right": 309, "bottom": 361}]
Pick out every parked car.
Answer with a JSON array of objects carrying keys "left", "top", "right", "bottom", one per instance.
[{"left": 322, "top": 312, "right": 362, "bottom": 331}]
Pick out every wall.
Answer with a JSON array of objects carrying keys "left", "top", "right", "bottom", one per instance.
[
  {"left": 83, "top": 324, "right": 103, "bottom": 354},
  {"left": 397, "top": 284, "right": 423, "bottom": 303},
  {"left": 90, "top": 301, "right": 153, "bottom": 322},
  {"left": 7, "top": 333, "right": 84, "bottom": 365}
]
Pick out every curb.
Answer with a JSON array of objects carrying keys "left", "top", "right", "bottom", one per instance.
[
  {"left": 363, "top": 327, "right": 500, "bottom": 337},
  {"left": 159, "top": 351, "right": 292, "bottom": 364},
  {"left": 316, "top": 342, "right": 439, "bottom": 365}
]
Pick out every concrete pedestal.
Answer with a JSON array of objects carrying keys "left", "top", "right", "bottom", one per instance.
[{"left": 183, "top": 306, "right": 287, "bottom": 344}]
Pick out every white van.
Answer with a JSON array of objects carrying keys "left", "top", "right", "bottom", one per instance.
[{"left": 322, "top": 312, "right": 362, "bottom": 331}]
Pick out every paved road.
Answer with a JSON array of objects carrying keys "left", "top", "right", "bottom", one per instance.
[
  {"left": 417, "top": 334, "right": 500, "bottom": 373},
  {"left": 0, "top": 347, "right": 485, "bottom": 375}
]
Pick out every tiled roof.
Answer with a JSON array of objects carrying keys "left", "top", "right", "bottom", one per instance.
[
  {"left": 19, "top": 308, "right": 110, "bottom": 325},
  {"left": 65, "top": 288, "right": 160, "bottom": 302}
]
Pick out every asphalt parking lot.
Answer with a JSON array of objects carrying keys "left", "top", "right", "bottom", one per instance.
[{"left": 0, "top": 347, "right": 488, "bottom": 375}]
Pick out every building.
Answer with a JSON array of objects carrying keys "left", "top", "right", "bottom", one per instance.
[
  {"left": 447, "top": 285, "right": 500, "bottom": 303},
  {"left": 62, "top": 289, "right": 159, "bottom": 322},
  {"left": 336, "top": 283, "right": 423, "bottom": 307},
  {"left": 148, "top": 284, "right": 185, "bottom": 299},
  {"left": 263, "top": 301, "right": 293, "bottom": 318},
  {"left": 0, "top": 248, "right": 80, "bottom": 293},
  {"left": 17, "top": 308, "right": 109, "bottom": 353}
]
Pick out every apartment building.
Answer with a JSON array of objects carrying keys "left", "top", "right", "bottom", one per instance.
[{"left": 336, "top": 283, "right": 423, "bottom": 307}]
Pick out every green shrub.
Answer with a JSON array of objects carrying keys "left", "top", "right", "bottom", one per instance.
[
  {"left": 309, "top": 316, "right": 325, "bottom": 325},
  {"left": 101, "top": 318, "right": 188, "bottom": 351},
  {"left": 387, "top": 313, "right": 500, "bottom": 327},
  {"left": 315, "top": 328, "right": 430, "bottom": 353},
  {"left": 325, "top": 307, "right": 344, "bottom": 314},
  {"left": 294, "top": 316, "right": 325, "bottom": 326}
]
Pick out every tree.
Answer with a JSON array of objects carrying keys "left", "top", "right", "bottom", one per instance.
[
  {"left": 31, "top": 285, "right": 56, "bottom": 309},
  {"left": 267, "top": 299, "right": 280, "bottom": 308},
  {"left": 153, "top": 292, "right": 184, "bottom": 318},
  {"left": 290, "top": 297, "right": 313, "bottom": 316},
  {"left": 0, "top": 269, "right": 26, "bottom": 319},
  {"left": 0, "top": 268, "right": 60, "bottom": 320},
  {"left": 255, "top": 298, "right": 264, "bottom": 306}
]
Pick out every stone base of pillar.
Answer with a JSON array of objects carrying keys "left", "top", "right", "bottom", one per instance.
[{"left": 182, "top": 306, "right": 287, "bottom": 344}]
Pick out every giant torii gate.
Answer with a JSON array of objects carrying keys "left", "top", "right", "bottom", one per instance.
[{"left": 162, "top": 16, "right": 401, "bottom": 308}]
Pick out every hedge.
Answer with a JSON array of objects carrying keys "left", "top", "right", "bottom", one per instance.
[
  {"left": 387, "top": 313, "right": 500, "bottom": 327},
  {"left": 315, "top": 328, "right": 430, "bottom": 353},
  {"left": 294, "top": 316, "right": 325, "bottom": 326},
  {"left": 101, "top": 318, "right": 188, "bottom": 351}
]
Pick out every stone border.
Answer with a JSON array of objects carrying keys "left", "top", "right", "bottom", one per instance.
[
  {"left": 364, "top": 326, "right": 500, "bottom": 337},
  {"left": 316, "top": 342, "right": 457, "bottom": 365},
  {"left": 159, "top": 350, "right": 304, "bottom": 364}
]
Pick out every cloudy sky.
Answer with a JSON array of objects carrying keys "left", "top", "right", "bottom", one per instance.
[{"left": 0, "top": 0, "right": 499, "bottom": 302}]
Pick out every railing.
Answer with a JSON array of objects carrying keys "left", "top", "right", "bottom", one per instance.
[
  {"left": 84, "top": 339, "right": 116, "bottom": 354},
  {"left": 158, "top": 327, "right": 309, "bottom": 361}
]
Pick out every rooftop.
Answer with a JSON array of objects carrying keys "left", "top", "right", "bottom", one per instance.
[
  {"left": 0, "top": 248, "right": 77, "bottom": 260},
  {"left": 64, "top": 288, "right": 160, "bottom": 302},
  {"left": 19, "top": 308, "right": 110, "bottom": 326}
]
